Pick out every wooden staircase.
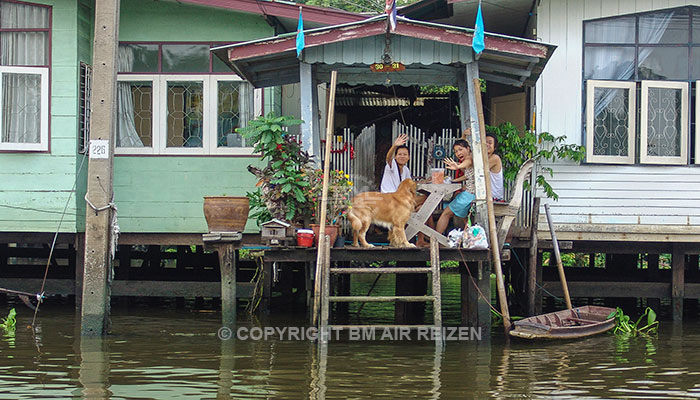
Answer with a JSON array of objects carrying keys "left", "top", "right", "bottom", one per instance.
[{"left": 316, "top": 237, "right": 443, "bottom": 342}]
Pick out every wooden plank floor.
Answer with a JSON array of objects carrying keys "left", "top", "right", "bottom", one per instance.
[{"left": 264, "top": 247, "right": 489, "bottom": 262}]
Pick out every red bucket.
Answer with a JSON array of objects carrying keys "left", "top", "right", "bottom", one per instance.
[{"left": 296, "top": 229, "right": 314, "bottom": 247}]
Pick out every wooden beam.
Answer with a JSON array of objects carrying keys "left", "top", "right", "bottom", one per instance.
[
  {"left": 672, "top": 243, "right": 685, "bottom": 321},
  {"left": 479, "top": 60, "right": 532, "bottom": 77},
  {"left": 81, "top": 0, "right": 120, "bottom": 336},
  {"left": 264, "top": 248, "right": 490, "bottom": 262},
  {"left": 527, "top": 197, "right": 541, "bottom": 316},
  {"left": 479, "top": 72, "right": 524, "bottom": 87},
  {"left": 542, "top": 281, "right": 670, "bottom": 298},
  {"left": 469, "top": 63, "right": 511, "bottom": 333}
]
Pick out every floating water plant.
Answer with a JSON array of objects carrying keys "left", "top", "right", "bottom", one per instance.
[
  {"left": 0, "top": 308, "right": 16, "bottom": 332},
  {"left": 608, "top": 307, "right": 659, "bottom": 336}
]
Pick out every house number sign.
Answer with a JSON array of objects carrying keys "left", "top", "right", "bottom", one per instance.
[
  {"left": 89, "top": 140, "right": 109, "bottom": 159},
  {"left": 370, "top": 62, "right": 405, "bottom": 72}
]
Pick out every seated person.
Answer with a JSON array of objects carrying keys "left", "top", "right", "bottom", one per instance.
[
  {"left": 436, "top": 140, "right": 475, "bottom": 235},
  {"left": 486, "top": 133, "right": 504, "bottom": 201}
]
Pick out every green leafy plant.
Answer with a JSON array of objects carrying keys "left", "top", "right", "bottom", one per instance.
[
  {"left": 487, "top": 122, "right": 586, "bottom": 200},
  {"left": 608, "top": 307, "right": 659, "bottom": 336},
  {"left": 238, "top": 113, "right": 314, "bottom": 225},
  {"left": 0, "top": 308, "right": 16, "bottom": 332}
]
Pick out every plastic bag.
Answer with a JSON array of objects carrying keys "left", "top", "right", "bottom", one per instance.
[
  {"left": 463, "top": 224, "right": 489, "bottom": 250},
  {"left": 446, "top": 228, "right": 463, "bottom": 248}
]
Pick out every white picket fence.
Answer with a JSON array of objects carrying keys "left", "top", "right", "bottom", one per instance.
[
  {"left": 391, "top": 120, "right": 459, "bottom": 180},
  {"left": 319, "top": 125, "right": 375, "bottom": 195}
]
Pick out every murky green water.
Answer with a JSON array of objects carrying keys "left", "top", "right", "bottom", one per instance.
[{"left": 2, "top": 275, "right": 700, "bottom": 399}]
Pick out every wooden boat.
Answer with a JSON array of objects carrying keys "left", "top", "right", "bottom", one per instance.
[{"left": 509, "top": 305, "right": 616, "bottom": 340}]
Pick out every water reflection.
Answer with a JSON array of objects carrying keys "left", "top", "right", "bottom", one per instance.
[
  {"left": 78, "top": 337, "right": 111, "bottom": 399},
  {"left": 2, "top": 306, "right": 700, "bottom": 398}
]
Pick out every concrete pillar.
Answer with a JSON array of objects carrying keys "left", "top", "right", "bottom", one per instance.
[
  {"left": 217, "top": 244, "right": 237, "bottom": 329},
  {"left": 81, "top": 0, "right": 120, "bottom": 336}
]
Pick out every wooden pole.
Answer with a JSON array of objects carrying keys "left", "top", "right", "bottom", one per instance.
[
  {"left": 312, "top": 71, "right": 338, "bottom": 326},
  {"left": 544, "top": 203, "right": 572, "bottom": 309},
  {"left": 527, "top": 197, "right": 541, "bottom": 316},
  {"left": 472, "top": 78, "right": 511, "bottom": 333},
  {"left": 81, "top": 0, "right": 120, "bottom": 336}
]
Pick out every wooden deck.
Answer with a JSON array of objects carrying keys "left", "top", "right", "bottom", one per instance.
[{"left": 263, "top": 246, "right": 490, "bottom": 263}]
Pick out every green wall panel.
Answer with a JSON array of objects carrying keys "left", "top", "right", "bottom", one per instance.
[
  {"left": 113, "top": 156, "right": 264, "bottom": 233},
  {"left": 119, "top": 0, "right": 272, "bottom": 42}
]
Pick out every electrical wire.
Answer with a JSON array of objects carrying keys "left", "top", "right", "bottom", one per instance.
[{"left": 31, "top": 152, "right": 89, "bottom": 327}]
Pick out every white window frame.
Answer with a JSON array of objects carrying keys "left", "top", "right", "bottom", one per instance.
[
  {"left": 115, "top": 75, "right": 159, "bottom": 155},
  {"left": 640, "top": 81, "right": 688, "bottom": 165},
  {"left": 696, "top": 81, "right": 699, "bottom": 165},
  {"left": 116, "top": 74, "right": 257, "bottom": 155},
  {"left": 0, "top": 66, "right": 49, "bottom": 152},
  {"left": 586, "top": 80, "right": 636, "bottom": 164},
  {"left": 159, "top": 75, "right": 209, "bottom": 156},
  {"left": 208, "top": 75, "right": 255, "bottom": 155}
]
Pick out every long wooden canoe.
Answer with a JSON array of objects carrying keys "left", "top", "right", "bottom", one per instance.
[{"left": 509, "top": 305, "right": 616, "bottom": 340}]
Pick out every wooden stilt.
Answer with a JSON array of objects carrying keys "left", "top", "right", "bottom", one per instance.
[
  {"left": 217, "top": 244, "right": 237, "bottom": 328},
  {"left": 472, "top": 77, "right": 511, "bottom": 333},
  {"left": 672, "top": 244, "right": 685, "bottom": 322},
  {"left": 313, "top": 70, "right": 338, "bottom": 327},
  {"left": 544, "top": 203, "right": 572, "bottom": 309},
  {"left": 527, "top": 197, "right": 541, "bottom": 316}
]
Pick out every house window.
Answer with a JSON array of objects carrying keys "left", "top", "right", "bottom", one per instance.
[
  {"left": 583, "top": 6, "right": 698, "bottom": 164},
  {"left": 78, "top": 62, "right": 91, "bottom": 154},
  {"left": 585, "top": 80, "right": 636, "bottom": 164},
  {"left": 0, "top": 1, "right": 50, "bottom": 152},
  {"left": 116, "top": 43, "right": 255, "bottom": 155},
  {"left": 640, "top": 81, "right": 688, "bottom": 164}
]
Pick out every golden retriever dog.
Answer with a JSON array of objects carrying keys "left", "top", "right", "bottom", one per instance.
[{"left": 348, "top": 179, "right": 417, "bottom": 248}]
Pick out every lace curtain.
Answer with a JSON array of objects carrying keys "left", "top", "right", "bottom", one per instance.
[
  {"left": 0, "top": 2, "right": 48, "bottom": 144},
  {"left": 116, "top": 45, "right": 144, "bottom": 147}
]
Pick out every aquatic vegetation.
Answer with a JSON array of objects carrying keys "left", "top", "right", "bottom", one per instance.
[
  {"left": 608, "top": 307, "right": 659, "bottom": 336},
  {"left": 0, "top": 308, "right": 16, "bottom": 333}
]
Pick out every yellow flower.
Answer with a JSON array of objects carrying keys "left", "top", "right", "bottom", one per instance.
[
  {"left": 338, "top": 170, "right": 344, "bottom": 174},
  {"left": 344, "top": 174, "right": 349, "bottom": 179},
  {"left": 348, "top": 181, "right": 353, "bottom": 186}
]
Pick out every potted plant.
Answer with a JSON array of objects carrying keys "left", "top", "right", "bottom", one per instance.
[
  {"left": 237, "top": 113, "right": 315, "bottom": 227},
  {"left": 306, "top": 168, "right": 353, "bottom": 246}
]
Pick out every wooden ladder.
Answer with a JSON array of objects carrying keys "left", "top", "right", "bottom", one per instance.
[{"left": 317, "top": 237, "right": 443, "bottom": 342}]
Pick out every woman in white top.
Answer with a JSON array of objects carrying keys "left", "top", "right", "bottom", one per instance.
[
  {"left": 380, "top": 134, "right": 412, "bottom": 193},
  {"left": 486, "top": 133, "right": 504, "bottom": 201}
]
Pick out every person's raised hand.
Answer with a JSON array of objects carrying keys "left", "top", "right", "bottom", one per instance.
[
  {"left": 443, "top": 157, "right": 458, "bottom": 170},
  {"left": 394, "top": 134, "right": 408, "bottom": 147}
]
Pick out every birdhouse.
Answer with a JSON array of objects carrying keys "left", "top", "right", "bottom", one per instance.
[{"left": 261, "top": 219, "right": 294, "bottom": 246}]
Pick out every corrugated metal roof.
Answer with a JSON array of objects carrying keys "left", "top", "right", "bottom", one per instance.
[{"left": 212, "top": 15, "right": 556, "bottom": 88}]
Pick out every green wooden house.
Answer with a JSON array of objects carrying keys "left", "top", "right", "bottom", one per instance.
[
  {"left": 0, "top": 0, "right": 365, "bottom": 300},
  {"left": 0, "top": 0, "right": 362, "bottom": 242}
]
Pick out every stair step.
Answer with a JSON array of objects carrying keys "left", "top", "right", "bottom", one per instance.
[
  {"left": 329, "top": 295, "right": 435, "bottom": 302},
  {"left": 330, "top": 267, "right": 432, "bottom": 274},
  {"left": 328, "top": 324, "right": 438, "bottom": 330}
]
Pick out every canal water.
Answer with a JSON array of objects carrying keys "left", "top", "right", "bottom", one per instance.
[{"left": 2, "top": 275, "right": 700, "bottom": 399}]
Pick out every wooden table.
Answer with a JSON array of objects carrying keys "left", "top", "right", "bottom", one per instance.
[{"left": 405, "top": 183, "right": 462, "bottom": 246}]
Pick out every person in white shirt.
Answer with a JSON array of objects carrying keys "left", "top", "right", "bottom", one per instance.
[{"left": 380, "top": 134, "right": 411, "bottom": 193}]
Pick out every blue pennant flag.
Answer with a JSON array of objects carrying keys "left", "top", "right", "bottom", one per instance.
[
  {"left": 296, "top": 7, "right": 305, "bottom": 57},
  {"left": 473, "top": 2, "right": 485, "bottom": 54}
]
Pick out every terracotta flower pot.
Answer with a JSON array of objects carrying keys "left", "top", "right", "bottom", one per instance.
[
  {"left": 309, "top": 224, "right": 339, "bottom": 247},
  {"left": 203, "top": 196, "right": 250, "bottom": 232}
]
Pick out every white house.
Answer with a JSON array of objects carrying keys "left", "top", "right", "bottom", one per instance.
[{"left": 535, "top": 1, "right": 699, "bottom": 243}]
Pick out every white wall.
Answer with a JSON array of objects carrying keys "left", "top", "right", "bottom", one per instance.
[{"left": 535, "top": 0, "right": 698, "bottom": 241}]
